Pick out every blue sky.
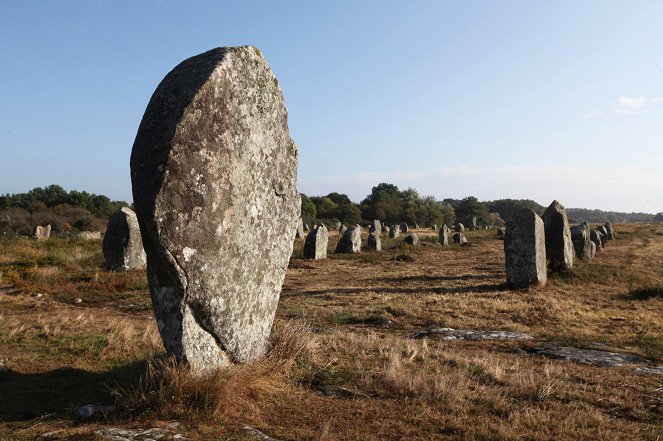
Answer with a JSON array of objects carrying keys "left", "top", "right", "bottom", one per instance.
[{"left": 1, "top": 1, "right": 662, "bottom": 212}]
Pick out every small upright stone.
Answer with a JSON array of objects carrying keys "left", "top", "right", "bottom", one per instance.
[
  {"left": 303, "top": 225, "right": 328, "bottom": 260},
  {"left": 431, "top": 225, "right": 437, "bottom": 231},
  {"left": 604, "top": 222, "right": 615, "bottom": 240},
  {"left": 33, "top": 225, "right": 51, "bottom": 241},
  {"left": 403, "top": 233, "right": 419, "bottom": 245},
  {"left": 590, "top": 229, "right": 604, "bottom": 250},
  {"left": 414, "top": 223, "right": 420, "bottom": 229},
  {"left": 295, "top": 219, "right": 305, "bottom": 239},
  {"left": 439, "top": 225, "right": 449, "bottom": 246},
  {"left": 130, "top": 46, "right": 300, "bottom": 373},
  {"left": 455, "top": 223, "right": 465, "bottom": 233},
  {"left": 400, "top": 222, "right": 409, "bottom": 233},
  {"left": 389, "top": 226, "right": 400, "bottom": 238},
  {"left": 369, "top": 220, "right": 382, "bottom": 235},
  {"left": 103, "top": 207, "right": 147, "bottom": 271},
  {"left": 571, "top": 222, "right": 592, "bottom": 259},
  {"left": 504, "top": 209, "right": 547, "bottom": 289},
  {"left": 367, "top": 231, "right": 382, "bottom": 251},
  {"left": 541, "top": 200, "right": 573, "bottom": 271},
  {"left": 339, "top": 224, "right": 347, "bottom": 235},
  {"left": 453, "top": 232, "right": 467, "bottom": 244},
  {"left": 336, "top": 225, "right": 361, "bottom": 253},
  {"left": 471, "top": 217, "right": 477, "bottom": 230},
  {"left": 304, "top": 223, "right": 310, "bottom": 232},
  {"left": 382, "top": 225, "right": 390, "bottom": 234}
]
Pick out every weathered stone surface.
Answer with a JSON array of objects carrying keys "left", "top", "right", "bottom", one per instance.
[
  {"left": 103, "top": 207, "right": 147, "bottom": 272},
  {"left": 382, "top": 225, "right": 390, "bottom": 234},
  {"left": 604, "top": 222, "right": 615, "bottom": 240},
  {"left": 413, "top": 328, "right": 533, "bottom": 340},
  {"left": 33, "top": 225, "right": 51, "bottom": 241},
  {"left": 369, "top": 220, "right": 382, "bottom": 235},
  {"left": 504, "top": 209, "right": 547, "bottom": 289},
  {"left": 403, "top": 233, "right": 419, "bottom": 245},
  {"left": 589, "top": 240, "right": 597, "bottom": 258},
  {"left": 541, "top": 200, "right": 573, "bottom": 271},
  {"left": 389, "top": 226, "right": 399, "bottom": 238},
  {"left": 526, "top": 346, "right": 646, "bottom": 368},
  {"left": 455, "top": 223, "right": 465, "bottom": 232},
  {"left": 75, "top": 404, "right": 115, "bottom": 421},
  {"left": 590, "top": 229, "right": 604, "bottom": 250},
  {"left": 303, "top": 223, "right": 309, "bottom": 232},
  {"left": 439, "top": 225, "right": 449, "bottom": 246},
  {"left": 338, "top": 224, "right": 347, "bottom": 235},
  {"left": 130, "top": 46, "right": 300, "bottom": 373},
  {"left": 295, "top": 218, "right": 305, "bottom": 239},
  {"left": 400, "top": 222, "right": 408, "bottom": 233},
  {"left": 414, "top": 223, "right": 420, "bottom": 229},
  {"left": 453, "top": 232, "right": 467, "bottom": 244},
  {"left": 336, "top": 225, "right": 361, "bottom": 253},
  {"left": 471, "top": 216, "right": 477, "bottom": 229},
  {"left": 303, "top": 225, "right": 328, "bottom": 260},
  {"left": 367, "top": 231, "right": 381, "bottom": 251},
  {"left": 571, "top": 222, "right": 592, "bottom": 259}
]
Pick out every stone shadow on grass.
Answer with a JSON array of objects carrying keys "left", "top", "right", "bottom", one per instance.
[
  {"left": 0, "top": 360, "right": 146, "bottom": 422},
  {"left": 302, "top": 282, "right": 507, "bottom": 297}
]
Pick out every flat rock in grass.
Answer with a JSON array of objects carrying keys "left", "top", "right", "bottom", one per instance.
[
  {"left": 634, "top": 366, "right": 663, "bottom": 375},
  {"left": 103, "top": 207, "right": 147, "bottom": 272},
  {"left": 95, "top": 427, "right": 173, "bottom": 441},
  {"left": 336, "top": 225, "right": 361, "bottom": 253},
  {"left": 303, "top": 225, "right": 328, "bottom": 259},
  {"left": 241, "top": 424, "right": 282, "bottom": 441},
  {"left": 541, "top": 200, "right": 573, "bottom": 271},
  {"left": 75, "top": 403, "right": 116, "bottom": 421},
  {"left": 526, "top": 346, "right": 645, "bottom": 368},
  {"left": 130, "top": 47, "right": 300, "bottom": 373},
  {"left": 413, "top": 328, "right": 533, "bottom": 340}
]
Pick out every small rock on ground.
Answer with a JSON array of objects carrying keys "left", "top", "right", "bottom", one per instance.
[
  {"left": 413, "top": 328, "right": 533, "bottom": 340},
  {"left": 75, "top": 403, "right": 115, "bottom": 420},
  {"left": 241, "top": 424, "right": 282, "bottom": 441},
  {"left": 526, "top": 346, "right": 644, "bottom": 368},
  {"left": 95, "top": 426, "right": 185, "bottom": 441}
]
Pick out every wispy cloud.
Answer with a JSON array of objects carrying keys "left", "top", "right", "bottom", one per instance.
[
  {"left": 615, "top": 96, "right": 646, "bottom": 114},
  {"left": 580, "top": 110, "right": 603, "bottom": 119}
]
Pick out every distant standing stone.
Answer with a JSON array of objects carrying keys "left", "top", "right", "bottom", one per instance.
[
  {"left": 367, "top": 231, "right": 382, "bottom": 251},
  {"left": 604, "top": 222, "right": 615, "bottom": 240},
  {"left": 339, "top": 224, "right": 347, "bottom": 235},
  {"left": 33, "top": 225, "right": 51, "bottom": 241},
  {"left": 103, "top": 207, "right": 147, "bottom": 272},
  {"left": 403, "top": 233, "right": 419, "bottom": 245},
  {"left": 369, "top": 220, "right": 382, "bottom": 235},
  {"left": 589, "top": 241, "right": 597, "bottom": 258},
  {"left": 504, "top": 208, "right": 547, "bottom": 289},
  {"left": 471, "top": 217, "right": 477, "bottom": 230},
  {"left": 382, "top": 225, "right": 390, "bottom": 234},
  {"left": 597, "top": 225, "right": 609, "bottom": 240},
  {"left": 303, "top": 223, "right": 310, "bottom": 232},
  {"left": 590, "top": 229, "right": 604, "bottom": 250},
  {"left": 439, "top": 225, "right": 449, "bottom": 246},
  {"left": 541, "top": 200, "right": 573, "bottom": 271},
  {"left": 130, "top": 46, "right": 300, "bottom": 373},
  {"left": 455, "top": 223, "right": 465, "bottom": 233},
  {"left": 496, "top": 227, "right": 506, "bottom": 239},
  {"left": 400, "top": 222, "right": 409, "bottom": 233},
  {"left": 295, "top": 218, "right": 305, "bottom": 239},
  {"left": 389, "top": 226, "right": 400, "bottom": 238},
  {"left": 303, "top": 225, "right": 328, "bottom": 260},
  {"left": 453, "top": 232, "right": 467, "bottom": 244},
  {"left": 571, "top": 222, "right": 592, "bottom": 259},
  {"left": 336, "top": 225, "right": 361, "bottom": 253},
  {"left": 431, "top": 225, "right": 437, "bottom": 231}
]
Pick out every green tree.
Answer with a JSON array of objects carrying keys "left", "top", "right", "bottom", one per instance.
[
  {"left": 300, "top": 193, "right": 317, "bottom": 225},
  {"left": 455, "top": 196, "right": 490, "bottom": 227}
]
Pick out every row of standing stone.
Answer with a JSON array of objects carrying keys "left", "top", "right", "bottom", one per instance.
[{"left": 504, "top": 200, "right": 615, "bottom": 289}]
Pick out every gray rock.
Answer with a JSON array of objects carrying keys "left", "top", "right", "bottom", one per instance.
[
  {"left": 103, "top": 207, "right": 147, "bottom": 272},
  {"left": 634, "top": 366, "right": 663, "bottom": 375},
  {"left": 471, "top": 216, "right": 477, "bottom": 229},
  {"left": 295, "top": 218, "right": 305, "bottom": 239},
  {"left": 439, "top": 225, "right": 449, "bottom": 246},
  {"left": 571, "top": 222, "right": 592, "bottom": 259},
  {"left": 452, "top": 232, "right": 467, "bottom": 244},
  {"left": 431, "top": 225, "right": 437, "bottom": 231},
  {"left": 369, "top": 220, "right": 382, "bottom": 235},
  {"left": 130, "top": 47, "right": 300, "bottom": 373},
  {"left": 303, "top": 223, "right": 309, "bottom": 232},
  {"left": 413, "top": 328, "right": 533, "bottom": 340},
  {"left": 303, "top": 225, "right": 328, "bottom": 260},
  {"left": 389, "top": 225, "right": 399, "bottom": 238},
  {"left": 526, "top": 346, "right": 646, "bottom": 368},
  {"left": 241, "top": 424, "right": 282, "bottom": 441},
  {"left": 400, "top": 222, "right": 408, "bottom": 233},
  {"left": 95, "top": 427, "right": 168, "bottom": 441},
  {"left": 604, "top": 222, "right": 615, "bottom": 240},
  {"left": 504, "top": 209, "right": 547, "bottom": 289},
  {"left": 414, "top": 223, "right": 420, "bottom": 229},
  {"left": 382, "top": 225, "right": 390, "bottom": 234},
  {"left": 403, "top": 233, "right": 419, "bottom": 245},
  {"left": 590, "top": 229, "right": 604, "bottom": 250},
  {"left": 367, "top": 231, "right": 381, "bottom": 251},
  {"left": 338, "top": 224, "right": 347, "bottom": 235},
  {"left": 75, "top": 403, "right": 115, "bottom": 420},
  {"left": 541, "top": 200, "right": 573, "bottom": 271},
  {"left": 33, "top": 224, "right": 51, "bottom": 241},
  {"left": 336, "top": 225, "right": 361, "bottom": 253},
  {"left": 589, "top": 240, "right": 596, "bottom": 258},
  {"left": 496, "top": 227, "right": 506, "bottom": 239},
  {"left": 455, "top": 223, "right": 464, "bottom": 233},
  {"left": 597, "top": 225, "right": 609, "bottom": 242}
]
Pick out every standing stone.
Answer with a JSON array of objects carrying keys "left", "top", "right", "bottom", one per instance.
[
  {"left": 571, "top": 222, "right": 592, "bottom": 259},
  {"left": 130, "top": 47, "right": 300, "bottom": 373},
  {"left": 504, "top": 209, "right": 547, "bottom": 289},
  {"left": 455, "top": 223, "right": 465, "bottom": 233},
  {"left": 590, "top": 229, "right": 603, "bottom": 250},
  {"left": 382, "top": 225, "right": 390, "bottom": 234},
  {"left": 303, "top": 225, "right": 328, "bottom": 260},
  {"left": 367, "top": 231, "right": 382, "bottom": 251},
  {"left": 453, "top": 232, "right": 467, "bottom": 244},
  {"left": 541, "top": 200, "right": 573, "bottom": 271},
  {"left": 389, "top": 226, "right": 400, "bottom": 238},
  {"left": 33, "top": 224, "right": 52, "bottom": 241},
  {"left": 339, "top": 224, "right": 347, "bottom": 235},
  {"left": 414, "top": 223, "right": 420, "bottom": 229},
  {"left": 589, "top": 241, "right": 597, "bottom": 259},
  {"left": 369, "top": 220, "right": 382, "bottom": 235},
  {"left": 103, "top": 207, "right": 147, "bottom": 271},
  {"left": 336, "top": 225, "right": 361, "bottom": 253},
  {"left": 303, "top": 223, "right": 310, "bottom": 232},
  {"left": 295, "top": 218, "right": 305, "bottom": 239},
  {"left": 403, "top": 233, "right": 419, "bottom": 245},
  {"left": 439, "top": 225, "right": 449, "bottom": 246},
  {"left": 400, "top": 222, "right": 409, "bottom": 233},
  {"left": 604, "top": 222, "right": 615, "bottom": 240},
  {"left": 431, "top": 225, "right": 437, "bottom": 231},
  {"left": 496, "top": 227, "right": 506, "bottom": 239},
  {"left": 471, "top": 217, "right": 477, "bottom": 230}
]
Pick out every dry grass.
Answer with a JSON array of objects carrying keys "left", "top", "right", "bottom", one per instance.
[{"left": 0, "top": 225, "right": 662, "bottom": 440}]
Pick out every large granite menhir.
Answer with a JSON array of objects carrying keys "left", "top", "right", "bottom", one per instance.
[
  {"left": 130, "top": 47, "right": 300, "bottom": 373},
  {"left": 303, "top": 225, "right": 328, "bottom": 259},
  {"left": 541, "top": 200, "right": 573, "bottom": 271},
  {"left": 504, "top": 208, "right": 547, "bottom": 289},
  {"left": 103, "top": 207, "right": 146, "bottom": 271},
  {"left": 336, "top": 225, "right": 361, "bottom": 253}
]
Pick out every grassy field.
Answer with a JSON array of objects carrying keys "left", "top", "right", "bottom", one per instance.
[{"left": 0, "top": 224, "right": 661, "bottom": 440}]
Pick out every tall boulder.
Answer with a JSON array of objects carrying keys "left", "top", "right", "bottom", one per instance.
[
  {"left": 571, "top": 222, "right": 592, "bottom": 259},
  {"left": 590, "top": 229, "right": 604, "bottom": 250},
  {"left": 369, "top": 220, "right": 382, "bottom": 235},
  {"left": 504, "top": 209, "right": 547, "bottom": 289},
  {"left": 400, "top": 222, "right": 409, "bottom": 233},
  {"left": 604, "top": 222, "right": 615, "bottom": 240},
  {"left": 103, "top": 207, "right": 147, "bottom": 271},
  {"left": 295, "top": 218, "right": 305, "bottom": 239},
  {"left": 439, "top": 225, "right": 449, "bottom": 246},
  {"left": 389, "top": 226, "right": 400, "bottom": 238},
  {"left": 338, "top": 224, "right": 347, "bottom": 235},
  {"left": 455, "top": 223, "right": 465, "bottom": 233},
  {"left": 33, "top": 224, "right": 51, "bottom": 241},
  {"left": 541, "top": 200, "right": 573, "bottom": 271},
  {"left": 130, "top": 47, "right": 300, "bottom": 373},
  {"left": 367, "top": 231, "right": 382, "bottom": 251},
  {"left": 303, "top": 225, "right": 328, "bottom": 260},
  {"left": 336, "top": 225, "right": 361, "bottom": 253}
]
